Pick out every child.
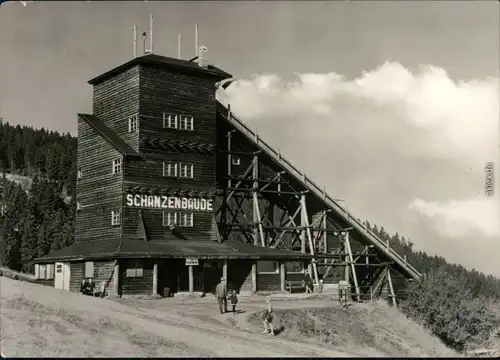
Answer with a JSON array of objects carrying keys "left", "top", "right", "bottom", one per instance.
[
  {"left": 228, "top": 290, "right": 238, "bottom": 314},
  {"left": 261, "top": 299, "right": 275, "bottom": 335}
]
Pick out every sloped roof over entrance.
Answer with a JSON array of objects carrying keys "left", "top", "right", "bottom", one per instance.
[{"left": 34, "top": 240, "right": 312, "bottom": 263}]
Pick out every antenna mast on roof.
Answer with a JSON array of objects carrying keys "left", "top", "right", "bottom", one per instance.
[
  {"left": 142, "top": 32, "right": 148, "bottom": 56},
  {"left": 177, "top": 33, "right": 182, "bottom": 59},
  {"left": 133, "top": 24, "right": 138, "bottom": 58},
  {"left": 195, "top": 24, "right": 199, "bottom": 59},
  {"left": 149, "top": 13, "right": 153, "bottom": 54}
]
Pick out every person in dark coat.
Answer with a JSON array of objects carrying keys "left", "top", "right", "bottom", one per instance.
[
  {"left": 228, "top": 290, "right": 238, "bottom": 314},
  {"left": 87, "top": 278, "right": 95, "bottom": 295},
  {"left": 79, "top": 279, "right": 88, "bottom": 294},
  {"left": 215, "top": 277, "right": 228, "bottom": 314}
]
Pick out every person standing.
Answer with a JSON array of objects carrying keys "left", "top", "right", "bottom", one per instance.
[
  {"left": 228, "top": 290, "right": 238, "bottom": 314},
  {"left": 262, "top": 298, "right": 275, "bottom": 335},
  {"left": 215, "top": 277, "right": 228, "bottom": 314}
]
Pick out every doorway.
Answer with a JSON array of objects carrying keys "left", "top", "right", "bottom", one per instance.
[
  {"left": 176, "top": 261, "right": 204, "bottom": 292},
  {"left": 158, "top": 260, "right": 178, "bottom": 297},
  {"left": 55, "top": 262, "right": 70, "bottom": 290},
  {"left": 203, "top": 260, "right": 223, "bottom": 294}
]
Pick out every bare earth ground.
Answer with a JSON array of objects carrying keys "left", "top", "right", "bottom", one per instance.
[{"left": 0, "top": 277, "right": 457, "bottom": 357}]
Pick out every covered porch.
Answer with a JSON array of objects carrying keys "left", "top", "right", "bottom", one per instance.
[{"left": 33, "top": 239, "right": 313, "bottom": 297}]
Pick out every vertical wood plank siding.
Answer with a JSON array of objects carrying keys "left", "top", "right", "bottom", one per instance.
[
  {"left": 76, "top": 119, "right": 123, "bottom": 242},
  {"left": 70, "top": 261, "right": 116, "bottom": 293},
  {"left": 123, "top": 207, "right": 215, "bottom": 242},
  {"left": 120, "top": 259, "right": 154, "bottom": 295},
  {"left": 92, "top": 66, "right": 140, "bottom": 152},
  {"left": 257, "top": 273, "right": 281, "bottom": 292},
  {"left": 120, "top": 66, "right": 218, "bottom": 243},
  {"left": 227, "top": 260, "right": 253, "bottom": 293},
  {"left": 138, "top": 66, "right": 216, "bottom": 149}
]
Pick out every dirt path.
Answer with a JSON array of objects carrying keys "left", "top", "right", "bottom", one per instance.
[
  {"left": 1, "top": 278, "right": 354, "bottom": 357},
  {"left": 117, "top": 297, "right": 360, "bottom": 357}
]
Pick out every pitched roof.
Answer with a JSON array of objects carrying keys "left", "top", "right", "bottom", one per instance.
[
  {"left": 34, "top": 239, "right": 312, "bottom": 263},
  {"left": 88, "top": 54, "right": 232, "bottom": 85},
  {"left": 78, "top": 114, "right": 137, "bottom": 156},
  {"left": 35, "top": 240, "right": 122, "bottom": 263}
]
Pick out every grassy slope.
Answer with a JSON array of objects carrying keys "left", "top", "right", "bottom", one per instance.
[
  {"left": 248, "top": 302, "right": 458, "bottom": 357},
  {"left": 0, "top": 276, "right": 459, "bottom": 358}
]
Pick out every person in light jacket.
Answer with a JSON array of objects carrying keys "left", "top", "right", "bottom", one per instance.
[
  {"left": 261, "top": 298, "right": 275, "bottom": 335},
  {"left": 215, "top": 277, "right": 228, "bottom": 314}
]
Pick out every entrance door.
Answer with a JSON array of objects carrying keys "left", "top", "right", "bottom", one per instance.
[
  {"left": 55, "top": 262, "right": 64, "bottom": 289},
  {"left": 63, "top": 263, "right": 71, "bottom": 290},
  {"left": 203, "top": 260, "right": 223, "bottom": 294},
  {"left": 193, "top": 265, "right": 204, "bottom": 292},
  {"left": 55, "top": 262, "right": 71, "bottom": 290}
]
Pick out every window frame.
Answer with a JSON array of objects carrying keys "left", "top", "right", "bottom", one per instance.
[
  {"left": 128, "top": 115, "right": 138, "bottom": 133},
  {"left": 257, "top": 261, "right": 280, "bottom": 274},
  {"left": 84, "top": 261, "right": 94, "bottom": 278},
  {"left": 285, "top": 261, "right": 305, "bottom": 274},
  {"left": 162, "top": 211, "right": 178, "bottom": 227},
  {"left": 112, "top": 158, "right": 122, "bottom": 174},
  {"left": 180, "top": 116, "right": 194, "bottom": 131},
  {"left": 39, "top": 264, "right": 47, "bottom": 279},
  {"left": 125, "top": 259, "right": 144, "bottom": 278},
  {"left": 38, "top": 264, "right": 55, "bottom": 280},
  {"left": 179, "top": 163, "right": 194, "bottom": 179},
  {"left": 179, "top": 212, "right": 194, "bottom": 228},
  {"left": 111, "top": 210, "right": 121, "bottom": 226},
  {"left": 163, "top": 113, "right": 178, "bottom": 129},
  {"left": 163, "top": 161, "right": 178, "bottom": 177}
]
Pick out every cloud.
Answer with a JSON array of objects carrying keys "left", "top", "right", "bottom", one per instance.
[
  {"left": 409, "top": 198, "right": 500, "bottom": 238},
  {"left": 219, "top": 62, "right": 499, "bottom": 165},
  {"left": 217, "top": 62, "right": 500, "bottom": 275}
]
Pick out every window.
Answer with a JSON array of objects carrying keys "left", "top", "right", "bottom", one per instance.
[
  {"left": 232, "top": 156, "right": 241, "bottom": 166},
  {"left": 39, "top": 264, "right": 46, "bottom": 279},
  {"left": 179, "top": 212, "right": 194, "bottom": 227},
  {"left": 111, "top": 210, "right": 121, "bottom": 226},
  {"left": 180, "top": 116, "right": 194, "bottom": 131},
  {"left": 128, "top": 115, "right": 138, "bottom": 132},
  {"left": 162, "top": 211, "right": 178, "bottom": 227},
  {"left": 163, "top": 113, "right": 178, "bottom": 129},
  {"left": 77, "top": 168, "right": 82, "bottom": 180},
  {"left": 112, "top": 159, "right": 122, "bottom": 174},
  {"left": 37, "top": 264, "right": 55, "bottom": 280},
  {"left": 125, "top": 259, "right": 144, "bottom": 278},
  {"left": 47, "top": 264, "right": 54, "bottom": 279},
  {"left": 84, "top": 261, "right": 94, "bottom": 278},
  {"left": 285, "top": 261, "right": 305, "bottom": 274},
  {"left": 56, "top": 264, "right": 62, "bottom": 274},
  {"left": 163, "top": 161, "right": 178, "bottom": 177},
  {"left": 179, "top": 163, "right": 194, "bottom": 179},
  {"left": 257, "top": 261, "right": 279, "bottom": 274}
]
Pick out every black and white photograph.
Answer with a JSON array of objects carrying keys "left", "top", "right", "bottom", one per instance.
[{"left": 0, "top": 0, "right": 499, "bottom": 357}]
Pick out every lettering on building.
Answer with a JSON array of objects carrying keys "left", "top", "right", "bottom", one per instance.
[{"left": 125, "top": 194, "right": 213, "bottom": 212}]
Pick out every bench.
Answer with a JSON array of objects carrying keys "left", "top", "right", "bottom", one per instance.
[{"left": 285, "top": 280, "right": 306, "bottom": 293}]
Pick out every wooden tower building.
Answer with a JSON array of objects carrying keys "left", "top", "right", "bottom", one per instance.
[{"left": 34, "top": 35, "right": 421, "bottom": 301}]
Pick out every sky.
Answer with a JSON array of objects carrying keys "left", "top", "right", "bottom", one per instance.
[{"left": 1, "top": 1, "right": 499, "bottom": 276}]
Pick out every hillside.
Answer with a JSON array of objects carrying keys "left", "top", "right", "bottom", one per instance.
[
  {"left": 1, "top": 118, "right": 500, "bottom": 353},
  {"left": 0, "top": 277, "right": 456, "bottom": 357}
]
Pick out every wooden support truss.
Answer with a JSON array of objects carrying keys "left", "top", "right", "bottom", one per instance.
[{"left": 215, "top": 126, "right": 410, "bottom": 304}]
